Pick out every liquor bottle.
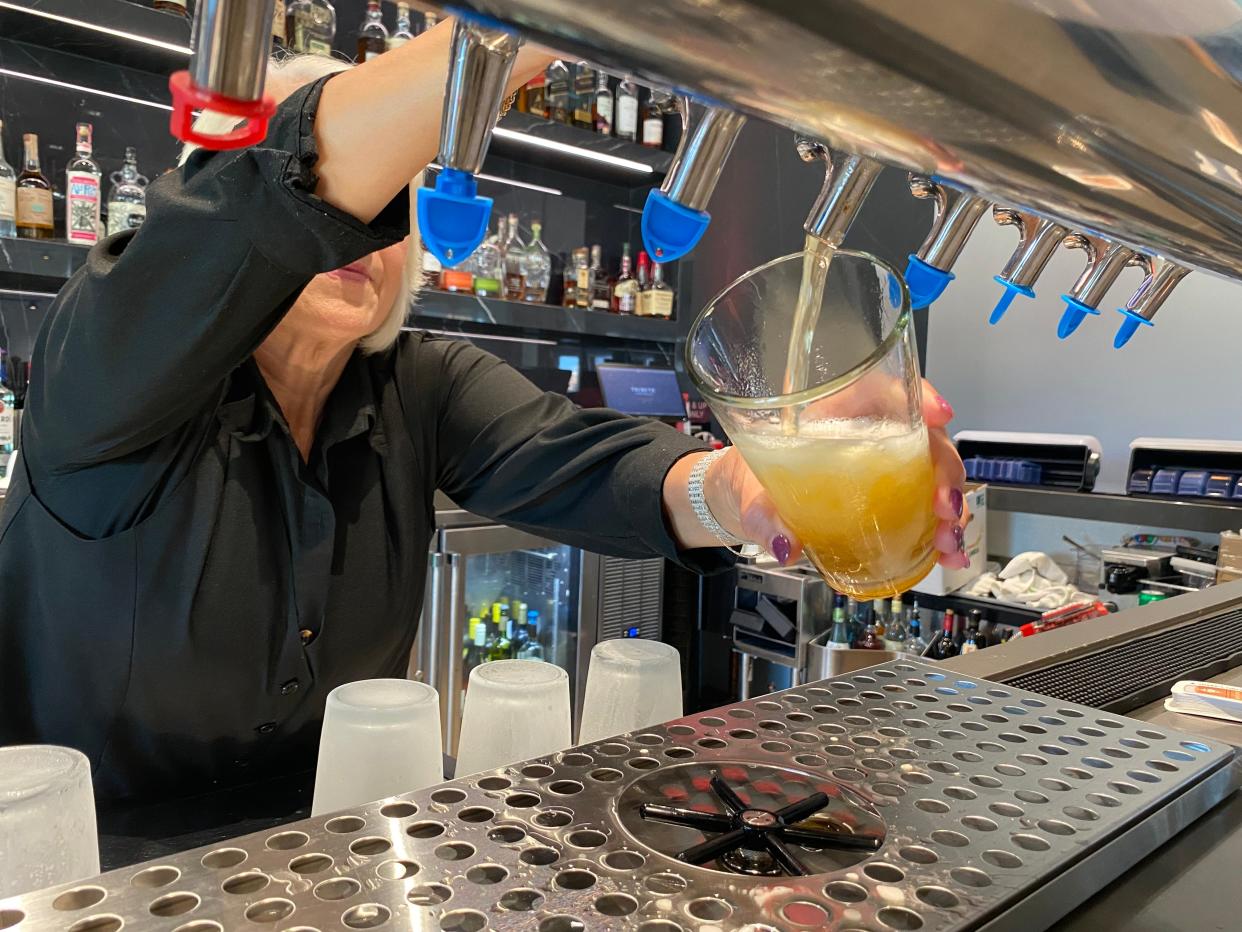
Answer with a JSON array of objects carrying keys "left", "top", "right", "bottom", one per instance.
[
  {"left": 641, "top": 89, "right": 671, "bottom": 148},
  {"left": 969, "top": 609, "right": 988, "bottom": 648},
  {"left": 857, "top": 622, "right": 883, "bottom": 650},
  {"left": 288, "top": 0, "right": 336, "bottom": 55},
  {"left": 635, "top": 249, "right": 651, "bottom": 291},
  {"left": 589, "top": 245, "right": 611, "bottom": 311},
  {"left": 611, "top": 243, "right": 638, "bottom": 314},
  {"left": 545, "top": 60, "right": 572, "bottom": 124},
  {"left": 574, "top": 247, "right": 593, "bottom": 310},
  {"left": 616, "top": 77, "right": 639, "bottom": 142},
  {"left": 355, "top": 0, "right": 387, "bottom": 62},
  {"left": 0, "top": 353, "right": 15, "bottom": 481},
  {"left": 421, "top": 10, "right": 439, "bottom": 32},
  {"left": 0, "top": 121, "right": 16, "bottom": 238},
  {"left": 828, "top": 606, "right": 852, "bottom": 651},
  {"left": 521, "top": 221, "right": 551, "bottom": 302},
  {"left": 563, "top": 248, "right": 586, "bottom": 307},
  {"left": 933, "top": 611, "right": 960, "bottom": 660},
  {"left": 884, "top": 597, "right": 906, "bottom": 651},
  {"left": 387, "top": 2, "right": 413, "bottom": 49},
  {"left": 153, "top": 0, "right": 189, "bottom": 15},
  {"left": 66, "top": 123, "right": 102, "bottom": 246},
  {"left": 106, "top": 147, "right": 147, "bottom": 237},
  {"left": 502, "top": 214, "right": 525, "bottom": 300},
  {"left": 272, "top": 0, "right": 288, "bottom": 49},
  {"left": 525, "top": 72, "right": 547, "bottom": 119},
  {"left": 471, "top": 221, "right": 503, "bottom": 298},
  {"left": 517, "top": 610, "right": 544, "bottom": 660},
  {"left": 571, "top": 63, "right": 596, "bottom": 131},
  {"left": 638, "top": 260, "right": 675, "bottom": 318},
  {"left": 510, "top": 618, "right": 530, "bottom": 659},
  {"left": 593, "top": 71, "right": 613, "bottom": 136},
  {"left": 904, "top": 616, "right": 929, "bottom": 656},
  {"left": 961, "top": 621, "right": 981, "bottom": 654},
  {"left": 871, "top": 598, "right": 888, "bottom": 643},
  {"left": 15, "top": 134, "right": 53, "bottom": 240}
]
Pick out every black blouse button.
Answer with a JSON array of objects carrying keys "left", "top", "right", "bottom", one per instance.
[
  {"left": 256, "top": 722, "right": 277, "bottom": 735},
  {"left": 299, "top": 628, "right": 317, "bottom": 645},
  {"left": 281, "top": 679, "right": 300, "bottom": 696}
]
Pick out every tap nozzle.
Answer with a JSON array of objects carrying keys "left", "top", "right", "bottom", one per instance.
[
  {"left": 1056, "top": 235, "right": 1146, "bottom": 338},
  {"left": 641, "top": 102, "right": 747, "bottom": 262},
  {"left": 904, "top": 175, "right": 989, "bottom": 309},
  {"left": 989, "top": 208, "right": 1070, "bottom": 324},
  {"left": 1113, "top": 259, "right": 1190, "bottom": 348},
  {"left": 169, "top": 0, "right": 278, "bottom": 149},
  {"left": 417, "top": 19, "right": 523, "bottom": 267},
  {"left": 800, "top": 142, "right": 883, "bottom": 248}
]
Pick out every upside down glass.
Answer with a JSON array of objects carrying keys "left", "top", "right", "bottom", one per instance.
[{"left": 687, "top": 249, "right": 937, "bottom": 600}]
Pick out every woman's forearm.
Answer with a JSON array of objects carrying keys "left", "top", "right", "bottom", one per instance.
[{"left": 314, "top": 19, "right": 554, "bottom": 222}]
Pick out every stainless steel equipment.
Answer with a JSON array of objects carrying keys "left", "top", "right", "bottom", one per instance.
[
  {"left": 730, "top": 561, "right": 832, "bottom": 698},
  {"left": 797, "top": 139, "right": 884, "bottom": 247},
  {"left": 6, "top": 659, "right": 1236, "bottom": 931},
  {"left": 414, "top": 502, "right": 664, "bottom": 755}
]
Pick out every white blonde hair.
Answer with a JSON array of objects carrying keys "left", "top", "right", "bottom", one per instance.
[{"left": 180, "top": 54, "right": 422, "bottom": 354}]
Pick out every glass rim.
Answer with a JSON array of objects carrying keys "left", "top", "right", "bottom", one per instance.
[{"left": 685, "top": 247, "right": 912, "bottom": 410}]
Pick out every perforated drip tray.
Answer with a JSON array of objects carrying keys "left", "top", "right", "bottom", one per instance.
[{"left": 5, "top": 661, "right": 1239, "bottom": 931}]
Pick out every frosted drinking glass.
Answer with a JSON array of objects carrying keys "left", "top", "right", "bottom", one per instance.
[
  {"left": 0, "top": 745, "right": 99, "bottom": 898},
  {"left": 311, "top": 679, "right": 444, "bottom": 816},
  {"left": 578, "top": 638, "right": 683, "bottom": 744},
  {"left": 454, "top": 660, "right": 572, "bottom": 777}
]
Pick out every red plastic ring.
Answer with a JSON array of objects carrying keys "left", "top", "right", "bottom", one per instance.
[{"left": 168, "top": 70, "right": 277, "bottom": 150}]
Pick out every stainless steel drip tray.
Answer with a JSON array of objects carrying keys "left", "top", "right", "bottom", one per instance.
[{"left": 5, "top": 660, "right": 1238, "bottom": 931}]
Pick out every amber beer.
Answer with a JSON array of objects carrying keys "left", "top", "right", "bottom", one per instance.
[{"left": 733, "top": 420, "right": 938, "bottom": 599}]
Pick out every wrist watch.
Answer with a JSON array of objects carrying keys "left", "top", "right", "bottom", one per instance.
[{"left": 688, "top": 449, "right": 746, "bottom": 546}]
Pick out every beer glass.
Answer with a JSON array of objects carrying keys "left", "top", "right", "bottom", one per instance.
[
  {"left": 311, "top": 679, "right": 444, "bottom": 816},
  {"left": 687, "top": 249, "right": 937, "bottom": 599},
  {"left": 454, "top": 660, "right": 572, "bottom": 777},
  {"left": 577, "top": 638, "right": 683, "bottom": 745}
]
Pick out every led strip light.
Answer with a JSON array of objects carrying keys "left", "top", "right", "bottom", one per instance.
[{"left": 0, "top": 2, "right": 192, "bottom": 55}]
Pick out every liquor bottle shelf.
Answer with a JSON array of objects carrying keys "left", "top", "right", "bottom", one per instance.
[
  {"left": 410, "top": 288, "right": 684, "bottom": 344},
  {"left": 987, "top": 484, "right": 1242, "bottom": 534},
  {"left": 0, "top": 0, "right": 192, "bottom": 75},
  {"left": 491, "top": 111, "right": 674, "bottom": 185},
  {"left": 0, "top": 237, "right": 87, "bottom": 293}
]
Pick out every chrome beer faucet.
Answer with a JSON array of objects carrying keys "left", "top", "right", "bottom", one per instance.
[
  {"left": 417, "top": 19, "right": 523, "bottom": 267},
  {"left": 905, "top": 176, "right": 989, "bottom": 309},
  {"left": 1113, "top": 259, "right": 1191, "bottom": 348},
  {"left": 641, "top": 102, "right": 747, "bottom": 261},
  {"left": 1057, "top": 235, "right": 1146, "bottom": 339},
  {"left": 797, "top": 138, "right": 883, "bottom": 247},
  {"left": 989, "top": 209, "right": 1070, "bottom": 324}
]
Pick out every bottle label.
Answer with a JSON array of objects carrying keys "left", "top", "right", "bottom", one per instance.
[
  {"left": 595, "top": 98, "right": 613, "bottom": 133},
  {"left": 387, "top": 36, "right": 408, "bottom": 49},
  {"left": 365, "top": 50, "right": 382, "bottom": 61},
  {"left": 617, "top": 97, "right": 638, "bottom": 136},
  {"left": 440, "top": 269, "right": 473, "bottom": 292},
  {"left": 106, "top": 202, "right": 147, "bottom": 236},
  {"left": 272, "top": 0, "right": 286, "bottom": 40},
  {"left": 617, "top": 288, "right": 636, "bottom": 313},
  {"left": 67, "top": 171, "right": 101, "bottom": 244},
  {"left": 473, "top": 277, "right": 500, "bottom": 297},
  {"left": 576, "top": 269, "right": 591, "bottom": 291},
  {"left": 642, "top": 117, "right": 663, "bottom": 147},
  {"left": 0, "top": 177, "right": 14, "bottom": 222},
  {"left": 647, "top": 289, "right": 674, "bottom": 317},
  {"left": 591, "top": 295, "right": 610, "bottom": 311},
  {"left": 0, "top": 400, "right": 13, "bottom": 449},
  {"left": 308, "top": 37, "right": 331, "bottom": 55},
  {"left": 16, "top": 187, "right": 52, "bottom": 229}
]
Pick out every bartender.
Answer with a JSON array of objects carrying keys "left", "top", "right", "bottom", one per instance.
[{"left": 0, "top": 21, "right": 968, "bottom": 801}]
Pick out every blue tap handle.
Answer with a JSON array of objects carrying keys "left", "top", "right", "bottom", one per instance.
[
  {"left": 1057, "top": 295, "right": 1101, "bottom": 339},
  {"left": 990, "top": 276, "right": 1035, "bottom": 325},
  {"left": 1113, "top": 306, "right": 1153, "bottom": 348},
  {"left": 641, "top": 189, "right": 711, "bottom": 262},
  {"left": 416, "top": 168, "right": 493, "bottom": 268},
  {"left": 904, "top": 254, "right": 954, "bottom": 310}
]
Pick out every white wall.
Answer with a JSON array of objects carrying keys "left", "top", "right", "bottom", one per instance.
[{"left": 924, "top": 223, "right": 1242, "bottom": 493}]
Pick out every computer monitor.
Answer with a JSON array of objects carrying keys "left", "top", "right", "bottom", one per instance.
[{"left": 596, "top": 364, "right": 687, "bottom": 417}]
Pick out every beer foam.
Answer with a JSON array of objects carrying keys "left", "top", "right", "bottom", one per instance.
[{"left": 741, "top": 418, "right": 925, "bottom": 448}]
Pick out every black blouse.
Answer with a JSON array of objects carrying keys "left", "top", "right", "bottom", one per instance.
[{"left": 0, "top": 76, "right": 728, "bottom": 801}]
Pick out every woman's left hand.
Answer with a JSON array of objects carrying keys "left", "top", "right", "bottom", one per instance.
[{"left": 702, "top": 379, "right": 969, "bottom": 567}]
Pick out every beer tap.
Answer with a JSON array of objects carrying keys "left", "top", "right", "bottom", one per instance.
[
  {"left": 169, "top": 0, "right": 278, "bottom": 150},
  {"left": 417, "top": 19, "right": 523, "bottom": 267},
  {"left": 798, "top": 139, "right": 883, "bottom": 247},
  {"left": 641, "top": 101, "right": 747, "bottom": 262},
  {"left": 989, "top": 208, "right": 1070, "bottom": 324},
  {"left": 1057, "top": 235, "right": 1147, "bottom": 338},
  {"left": 1113, "top": 259, "right": 1191, "bottom": 348},
  {"left": 905, "top": 176, "right": 989, "bottom": 309}
]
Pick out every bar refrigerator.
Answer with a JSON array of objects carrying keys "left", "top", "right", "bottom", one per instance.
[{"left": 412, "top": 496, "right": 665, "bottom": 756}]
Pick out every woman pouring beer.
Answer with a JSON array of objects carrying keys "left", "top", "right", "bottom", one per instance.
[{"left": 0, "top": 20, "right": 968, "bottom": 801}]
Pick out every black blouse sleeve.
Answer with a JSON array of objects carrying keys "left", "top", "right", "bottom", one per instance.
[
  {"left": 24, "top": 74, "right": 409, "bottom": 476},
  {"left": 410, "top": 334, "right": 735, "bottom": 572}
]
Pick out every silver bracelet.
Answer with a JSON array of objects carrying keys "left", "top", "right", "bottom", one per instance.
[{"left": 688, "top": 449, "right": 746, "bottom": 546}]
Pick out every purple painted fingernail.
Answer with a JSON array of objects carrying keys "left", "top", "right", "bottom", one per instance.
[
  {"left": 953, "top": 524, "right": 964, "bottom": 548},
  {"left": 950, "top": 488, "right": 964, "bottom": 518},
  {"left": 772, "top": 534, "right": 791, "bottom": 565}
]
